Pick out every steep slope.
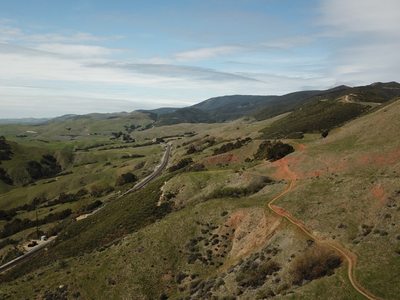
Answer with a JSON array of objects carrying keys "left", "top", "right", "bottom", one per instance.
[
  {"left": 154, "top": 107, "right": 215, "bottom": 126},
  {"left": 259, "top": 99, "right": 371, "bottom": 139},
  {"left": 253, "top": 82, "right": 400, "bottom": 122},
  {"left": 251, "top": 90, "right": 322, "bottom": 121},
  {"left": 193, "top": 95, "right": 278, "bottom": 122}
]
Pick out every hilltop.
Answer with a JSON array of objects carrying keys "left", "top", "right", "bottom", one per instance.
[{"left": 0, "top": 82, "right": 399, "bottom": 299}]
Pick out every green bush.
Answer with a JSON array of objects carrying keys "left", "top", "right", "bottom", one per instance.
[
  {"left": 168, "top": 158, "right": 193, "bottom": 173},
  {"left": 254, "top": 140, "right": 294, "bottom": 161},
  {"left": 116, "top": 172, "right": 138, "bottom": 186},
  {"left": 236, "top": 260, "right": 280, "bottom": 288},
  {"left": 289, "top": 245, "right": 342, "bottom": 285}
]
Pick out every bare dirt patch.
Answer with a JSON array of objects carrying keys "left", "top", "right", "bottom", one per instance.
[
  {"left": 370, "top": 185, "right": 387, "bottom": 206},
  {"left": 203, "top": 153, "right": 239, "bottom": 167},
  {"left": 226, "top": 209, "right": 280, "bottom": 260}
]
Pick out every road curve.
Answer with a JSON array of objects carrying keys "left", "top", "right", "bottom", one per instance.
[
  {"left": 268, "top": 181, "right": 384, "bottom": 300},
  {"left": 121, "top": 143, "right": 171, "bottom": 195},
  {"left": 0, "top": 144, "right": 172, "bottom": 274}
]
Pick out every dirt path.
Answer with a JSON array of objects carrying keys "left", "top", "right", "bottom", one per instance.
[
  {"left": 267, "top": 142, "right": 384, "bottom": 300},
  {"left": 268, "top": 182, "right": 383, "bottom": 299}
]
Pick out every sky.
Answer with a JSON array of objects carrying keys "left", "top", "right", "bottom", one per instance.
[{"left": 0, "top": 0, "right": 399, "bottom": 118}]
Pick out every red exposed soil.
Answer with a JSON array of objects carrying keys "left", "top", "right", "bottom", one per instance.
[
  {"left": 371, "top": 185, "right": 387, "bottom": 206},
  {"left": 262, "top": 140, "right": 383, "bottom": 299},
  {"left": 358, "top": 150, "right": 400, "bottom": 166},
  {"left": 271, "top": 157, "right": 303, "bottom": 180},
  {"left": 373, "top": 115, "right": 388, "bottom": 125},
  {"left": 203, "top": 153, "right": 239, "bottom": 167},
  {"left": 268, "top": 181, "right": 383, "bottom": 300},
  {"left": 289, "top": 140, "right": 308, "bottom": 150}
]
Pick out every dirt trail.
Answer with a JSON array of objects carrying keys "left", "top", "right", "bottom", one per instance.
[{"left": 267, "top": 142, "right": 384, "bottom": 300}]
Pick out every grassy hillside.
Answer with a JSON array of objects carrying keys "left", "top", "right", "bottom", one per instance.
[
  {"left": 259, "top": 99, "right": 371, "bottom": 139},
  {"left": 0, "top": 86, "right": 400, "bottom": 299},
  {"left": 253, "top": 81, "right": 400, "bottom": 122},
  {"left": 154, "top": 107, "right": 215, "bottom": 126},
  {"left": 193, "top": 95, "right": 278, "bottom": 122}
]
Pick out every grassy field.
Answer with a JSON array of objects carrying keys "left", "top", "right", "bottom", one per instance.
[{"left": 0, "top": 98, "right": 400, "bottom": 299}]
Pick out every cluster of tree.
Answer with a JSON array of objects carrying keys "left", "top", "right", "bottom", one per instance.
[
  {"left": 111, "top": 131, "right": 134, "bottom": 141},
  {"left": 90, "top": 183, "right": 115, "bottom": 198},
  {"left": 26, "top": 154, "right": 62, "bottom": 181},
  {"left": 45, "top": 189, "right": 88, "bottom": 207},
  {"left": 253, "top": 140, "right": 294, "bottom": 161},
  {"left": 74, "top": 199, "right": 103, "bottom": 214},
  {"left": 0, "top": 209, "right": 72, "bottom": 239},
  {"left": 186, "top": 163, "right": 207, "bottom": 173},
  {"left": 98, "top": 144, "right": 132, "bottom": 151},
  {"left": 121, "top": 154, "right": 145, "bottom": 159},
  {"left": 208, "top": 177, "right": 272, "bottom": 199},
  {"left": 124, "top": 124, "right": 140, "bottom": 133},
  {"left": 213, "top": 138, "right": 252, "bottom": 155},
  {"left": 236, "top": 260, "right": 281, "bottom": 288},
  {"left": 168, "top": 158, "right": 193, "bottom": 173},
  {"left": 0, "top": 197, "right": 46, "bottom": 221},
  {"left": 0, "top": 167, "right": 13, "bottom": 185},
  {"left": 0, "top": 136, "right": 13, "bottom": 164},
  {"left": 138, "top": 123, "right": 153, "bottom": 131},
  {"left": 115, "top": 172, "right": 138, "bottom": 186}
]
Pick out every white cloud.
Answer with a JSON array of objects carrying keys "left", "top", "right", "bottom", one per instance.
[
  {"left": 172, "top": 45, "right": 243, "bottom": 62},
  {"left": 0, "top": 22, "right": 118, "bottom": 44},
  {"left": 316, "top": 0, "right": 400, "bottom": 84},
  {"left": 318, "top": 0, "right": 400, "bottom": 35},
  {"left": 34, "top": 43, "right": 125, "bottom": 57}
]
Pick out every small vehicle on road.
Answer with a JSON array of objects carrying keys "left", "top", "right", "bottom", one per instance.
[{"left": 28, "top": 240, "right": 38, "bottom": 247}]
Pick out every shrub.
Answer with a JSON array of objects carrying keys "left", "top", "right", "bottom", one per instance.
[
  {"left": 321, "top": 129, "right": 330, "bottom": 138},
  {"left": 116, "top": 172, "right": 138, "bottom": 186},
  {"left": 186, "top": 163, "right": 207, "bottom": 173},
  {"left": 0, "top": 168, "right": 13, "bottom": 185},
  {"left": 168, "top": 158, "right": 193, "bottom": 173},
  {"left": 254, "top": 140, "right": 294, "bottom": 161},
  {"left": 236, "top": 260, "right": 280, "bottom": 288},
  {"left": 213, "top": 138, "right": 251, "bottom": 156},
  {"left": 208, "top": 176, "right": 272, "bottom": 199},
  {"left": 289, "top": 245, "right": 342, "bottom": 285},
  {"left": 91, "top": 183, "right": 115, "bottom": 197}
]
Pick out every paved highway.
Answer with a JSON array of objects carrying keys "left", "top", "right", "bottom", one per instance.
[
  {"left": 0, "top": 143, "right": 171, "bottom": 274},
  {"left": 0, "top": 237, "right": 55, "bottom": 274}
]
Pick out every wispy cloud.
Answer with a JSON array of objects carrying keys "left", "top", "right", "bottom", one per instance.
[
  {"left": 172, "top": 45, "right": 244, "bottom": 62},
  {"left": 34, "top": 43, "right": 126, "bottom": 57},
  {"left": 317, "top": 0, "right": 400, "bottom": 83},
  {"left": 86, "top": 61, "right": 261, "bottom": 82},
  {"left": 0, "top": 21, "right": 119, "bottom": 44}
]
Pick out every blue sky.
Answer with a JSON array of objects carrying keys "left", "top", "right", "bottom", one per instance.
[{"left": 0, "top": 0, "right": 399, "bottom": 118}]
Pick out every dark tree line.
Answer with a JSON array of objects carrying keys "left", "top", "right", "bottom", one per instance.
[
  {"left": 168, "top": 158, "right": 193, "bottom": 173},
  {"left": 0, "top": 209, "right": 72, "bottom": 239},
  {"left": 0, "top": 136, "right": 13, "bottom": 164},
  {"left": 213, "top": 138, "right": 251, "bottom": 156}
]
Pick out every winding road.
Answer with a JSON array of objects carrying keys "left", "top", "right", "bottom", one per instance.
[{"left": 0, "top": 143, "right": 172, "bottom": 274}]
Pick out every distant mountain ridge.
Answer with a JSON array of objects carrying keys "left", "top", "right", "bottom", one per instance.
[
  {"left": 3, "top": 82, "right": 400, "bottom": 128},
  {"left": 0, "top": 118, "right": 51, "bottom": 125}
]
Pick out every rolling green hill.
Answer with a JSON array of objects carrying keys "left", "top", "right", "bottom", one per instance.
[
  {"left": 0, "top": 83, "right": 400, "bottom": 300},
  {"left": 193, "top": 95, "right": 278, "bottom": 122},
  {"left": 154, "top": 107, "right": 215, "bottom": 126}
]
